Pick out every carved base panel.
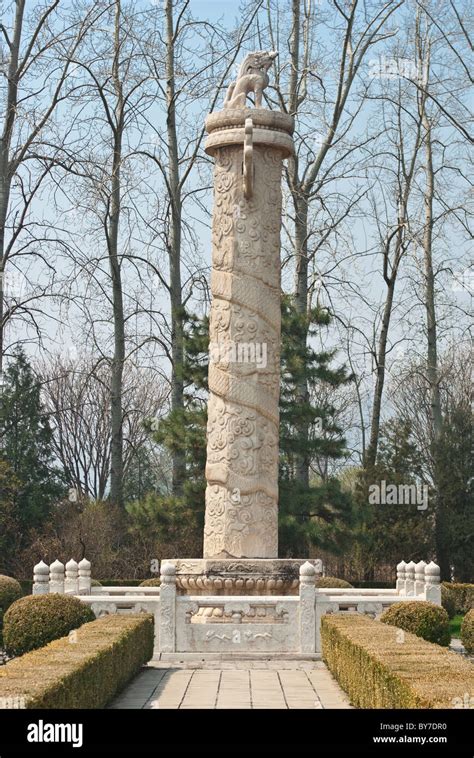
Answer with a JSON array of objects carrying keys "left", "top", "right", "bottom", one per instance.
[{"left": 163, "top": 558, "right": 321, "bottom": 596}]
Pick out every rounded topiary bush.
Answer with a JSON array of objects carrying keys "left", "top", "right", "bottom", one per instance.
[
  {"left": 139, "top": 578, "right": 161, "bottom": 587},
  {"left": 3, "top": 593, "right": 95, "bottom": 656},
  {"left": 460, "top": 610, "right": 474, "bottom": 654},
  {"left": 381, "top": 600, "right": 450, "bottom": 646},
  {"left": 316, "top": 577, "right": 353, "bottom": 589},
  {"left": 0, "top": 575, "right": 22, "bottom": 645},
  {"left": 441, "top": 585, "right": 457, "bottom": 619}
]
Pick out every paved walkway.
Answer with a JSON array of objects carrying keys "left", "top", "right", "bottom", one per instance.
[{"left": 109, "top": 660, "right": 353, "bottom": 709}]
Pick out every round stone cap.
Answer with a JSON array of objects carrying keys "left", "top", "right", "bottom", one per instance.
[
  {"left": 205, "top": 108, "right": 294, "bottom": 158},
  {"left": 425, "top": 561, "right": 440, "bottom": 576},
  {"left": 66, "top": 559, "right": 78, "bottom": 570},
  {"left": 50, "top": 559, "right": 64, "bottom": 572},
  {"left": 161, "top": 562, "right": 176, "bottom": 576},
  {"left": 78, "top": 558, "right": 91, "bottom": 570},
  {"left": 405, "top": 561, "right": 416, "bottom": 573},
  {"left": 34, "top": 560, "right": 49, "bottom": 575},
  {"left": 300, "top": 561, "right": 316, "bottom": 576},
  {"left": 415, "top": 560, "right": 426, "bottom": 572},
  {"left": 396, "top": 560, "right": 407, "bottom": 571}
]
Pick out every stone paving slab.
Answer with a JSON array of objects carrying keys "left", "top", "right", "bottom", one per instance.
[{"left": 108, "top": 660, "right": 353, "bottom": 710}]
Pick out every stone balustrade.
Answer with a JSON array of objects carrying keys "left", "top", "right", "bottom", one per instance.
[
  {"left": 31, "top": 556, "right": 440, "bottom": 657},
  {"left": 33, "top": 558, "right": 92, "bottom": 596}
]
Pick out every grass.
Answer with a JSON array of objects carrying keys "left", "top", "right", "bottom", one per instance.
[{"left": 449, "top": 614, "right": 464, "bottom": 639}]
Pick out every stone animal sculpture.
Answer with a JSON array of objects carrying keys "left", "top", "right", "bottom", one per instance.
[{"left": 223, "top": 50, "right": 278, "bottom": 109}]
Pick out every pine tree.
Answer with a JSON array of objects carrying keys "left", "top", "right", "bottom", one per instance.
[
  {"left": 433, "top": 403, "right": 473, "bottom": 581},
  {"left": 278, "top": 296, "right": 354, "bottom": 556},
  {"left": 127, "top": 314, "right": 208, "bottom": 553},
  {"left": 0, "top": 348, "right": 64, "bottom": 533},
  {"left": 355, "top": 419, "right": 434, "bottom": 578}
]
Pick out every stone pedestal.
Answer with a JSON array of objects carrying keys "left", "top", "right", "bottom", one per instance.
[{"left": 163, "top": 558, "right": 321, "bottom": 596}]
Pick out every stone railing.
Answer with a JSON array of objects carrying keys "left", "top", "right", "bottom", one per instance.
[
  {"left": 32, "top": 559, "right": 161, "bottom": 597},
  {"left": 31, "top": 557, "right": 440, "bottom": 657},
  {"left": 395, "top": 559, "right": 441, "bottom": 604},
  {"left": 33, "top": 559, "right": 93, "bottom": 595}
]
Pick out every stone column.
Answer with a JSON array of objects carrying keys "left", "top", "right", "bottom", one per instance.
[{"left": 203, "top": 108, "right": 294, "bottom": 559}]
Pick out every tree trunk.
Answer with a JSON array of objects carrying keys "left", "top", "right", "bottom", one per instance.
[
  {"left": 108, "top": 1, "right": 125, "bottom": 507},
  {"left": 0, "top": 0, "right": 25, "bottom": 376},
  {"left": 365, "top": 280, "right": 396, "bottom": 469},
  {"left": 422, "top": 97, "right": 448, "bottom": 578},
  {"left": 293, "top": 193, "right": 310, "bottom": 487},
  {"left": 165, "top": 0, "right": 185, "bottom": 495}
]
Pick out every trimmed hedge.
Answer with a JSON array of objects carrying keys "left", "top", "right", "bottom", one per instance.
[
  {"left": 3, "top": 594, "right": 95, "bottom": 656},
  {"left": 381, "top": 601, "right": 450, "bottom": 647},
  {"left": 441, "top": 585, "right": 457, "bottom": 619},
  {"left": 139, "top": 578, "right": 161, "bottom": 587},
  {"left": 461, "top": 610, "right": 474, "bottom": 654},
  {"left": 0, "top": 576, "right": 22, "bottom": 646},
  {"left": 316, "top": 577, "right": 353, "bottom": 589},
  {"left": 0, "top": 614, "right": 154, "bottom": 708},
  {"left": 321, "top": 613, "right": 474, "bottom": 708},
  {"left": 441, "top": 583, "right": 474, "bottom": 615}
]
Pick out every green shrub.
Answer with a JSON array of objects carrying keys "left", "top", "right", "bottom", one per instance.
[
  {"left": 91, "top": 579, "right": 102, "bottom": 587},
  {"left": 441, "top": 583, "right": 474, "bottom": 615},
  {"left": 139, "top": 578, "right": 161, "bottom": 587},
  {"left": 381, "top": 601, "right": 450, "bottom": 647},
  {"left": 461, "top": 610, "right": 474, "bottom": 654},
  {"left": 3, "top": 593, "right": 95, "bottom": 656},
  {"left": 441, "top": 585, "right": 457, "bottom": 619},
  {"left": 0, "top": 614, "right": 154, "bottom": 708},
  {"left": 321, "top": 613, "right": 474, "bottom": 708},
  {"left": 0, "top": 575, "right": 22, "bottom": 646},
  {"left": 316, "top": 577, "right": 353, "bottom": 589}
]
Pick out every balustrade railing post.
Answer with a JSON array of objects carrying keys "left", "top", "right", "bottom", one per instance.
[
  {"left": 396, "top": 560, "right": 407, "bottom": 594},
  {"left": 424, "top": 561, "right": 441, "bottom": 605},
  {"left": 33, "top": 560, "right": 49, "bottom": 595},
  {"left": 159, "top": 563, "right": 177, "bottom": 653},
  {"left": 299, "top": 562, "right": 316, "bottom": 654},
  {"left": 49, "top": 560, "right": 65, "bottom": 594}
]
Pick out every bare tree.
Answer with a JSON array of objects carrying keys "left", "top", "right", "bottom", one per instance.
[
  {"left": 0, "top": 0, "right": 100, "bottom": 372},
  {"left": 40, "top": 354, "right": 168, "bottom": 501},
  {"left": 258, "top": 0, "right": 402, "bottom": 486}
]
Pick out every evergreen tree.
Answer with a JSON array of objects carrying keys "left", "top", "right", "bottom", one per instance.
[
  {"left": 278, "top": 297, "right": 354, "bottom": 556},
  {"left": 0, "top": 349, "right": 64, "bottom": 533},
  {"left": 355, "top": 419, "right": 434, "bottom": 578},
  {"left": 127, "top": 314, "right": 208, "bottom": 553},
  {"left": 433, "top": 402, "right": 473, "bottom": 581}
]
